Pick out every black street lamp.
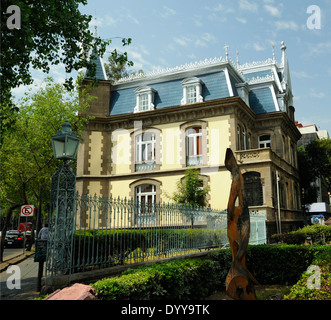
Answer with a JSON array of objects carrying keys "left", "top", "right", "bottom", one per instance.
[
  {"left": 45, "top": 121, "right": 80, "bottom": 285},
  {"left": 51, "top": 121, "right": 80, "bottom": 161}
]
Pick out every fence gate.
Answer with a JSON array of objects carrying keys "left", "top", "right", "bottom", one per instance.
[{"left": 45, "top": 163, "right": 76, "bottom": 283}]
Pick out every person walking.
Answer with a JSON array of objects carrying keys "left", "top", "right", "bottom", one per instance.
[{"left": 38, "top": 224, "right": 48, "bottom": 240}]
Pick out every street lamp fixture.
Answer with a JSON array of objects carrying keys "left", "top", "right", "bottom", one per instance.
[
  {"left": 46, "top": 121, "right": 80, "bottom": 283},
  {"left": 51, "top": 121, "right": 80, "bottom": 161}
]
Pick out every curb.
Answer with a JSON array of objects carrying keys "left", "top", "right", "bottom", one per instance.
[{"left": 0, "top": 251, "right": 35, "bottom": 273}]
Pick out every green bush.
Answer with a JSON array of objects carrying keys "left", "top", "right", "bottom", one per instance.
[
  {"left": 209, "top": 245, "right": 331, "bottom": 286},
  {"left": 271, "top": 225, "right": 331, "bottom": 245},
  {"left": 284, "top": 250, "right": 331, "bottom": 300},
  {"left": 91, "top": 258, "right": 222, "bottom": 300}
]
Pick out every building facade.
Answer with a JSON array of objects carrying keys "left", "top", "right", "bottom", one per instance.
[{"left": 76, "top": 42, "right": 303, "bottom": 240}]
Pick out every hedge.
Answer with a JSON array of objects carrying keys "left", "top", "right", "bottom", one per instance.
[
  {"left": 208, "top": 244, "right": 331, "bottom": 286},
  {"left": 91, "top": 244, "right": 331, "bottom": 300},
  {"left": 91, "top": 258, "right": 222, "bottom": 300},
  {"left": 284, "top": 250, "right": 331, "bottom": 300},
  {"left": 271, "top": 225, "right": 331, "bottom": 245}
]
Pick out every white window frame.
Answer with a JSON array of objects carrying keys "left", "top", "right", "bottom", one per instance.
[
  {"left": 237, "top": 125, "right": 247, "bottom": 150},
  {"left": 135, "top": 133, "right": 156, "bottom": 164},
  {"left": 135, "top": 184, "right": 156, "bottom": 204},
  {"left": 186, "top": 127, "right": 202, "bottom": 157},
  {"left": 181, "top": 77, "right": 203, "bottom": 105},
  {"left": 259, "top": 134, "right": 271, "bottom": 148},
  {"left": 186, "top": 126, "right": 203, "bottom": 166},
  {"left": 134, "top": 86, "right": 156, "bottom": 113}
]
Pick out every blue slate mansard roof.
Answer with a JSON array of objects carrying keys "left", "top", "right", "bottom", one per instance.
[
  {"left": 84, "top": 47, "right": 107, "bottom": 81},
  {"left": 86, "top": 42, "right": 293, "bottom": 117}
]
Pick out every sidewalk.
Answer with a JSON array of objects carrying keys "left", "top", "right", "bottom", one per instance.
[
  {"left": 0, "top": 251, "right": 40, "bottom": 300},
  {"left": 0, "top": 250, "right": 35, "bottom": 273}
]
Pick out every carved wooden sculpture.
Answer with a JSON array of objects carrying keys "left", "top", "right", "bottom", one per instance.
[{"left": 224, "top": 148, "right": 258, "bottom": 300}]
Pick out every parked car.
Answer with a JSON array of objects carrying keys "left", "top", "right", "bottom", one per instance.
[{"left": 4, "top": 230, "right": 24, "bottom": 248}]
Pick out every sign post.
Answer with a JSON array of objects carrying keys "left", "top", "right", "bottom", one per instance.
[{"left": 20, "top": 205, "right": 34, "bottom": 255}]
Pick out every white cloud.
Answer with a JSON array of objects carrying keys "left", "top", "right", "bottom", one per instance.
[
  {"left": 239, "top": 0, "right": 258, "bottom": 12},
  {"left": 173, "top": 33, "right": 217, "bottom": 48},
  {"left": 195, "top": 39, "right": 206, "bottom": 47},
  {"left": 173, "top": 36, "right": 191, "bottom": 47},
  {"left": 161, "top": 6, "right": 176, "bottom": 18},
  {"left": 306, "top": 41, "right": 331, "bottom": 57},
  {"left": 203, "top": 33, "right": 217, "bottom": 43},
  {"left": 264, "top": 4, "right": 281, "bottom": 17},
  {"left": 195, "top": 33, "right": 217, "bottom": 47},
  {"left": 310, "top": 89, "right": 325, "bottom": 99},
  {"left": 253, "top": 43, "right": 266, "bottom": 51},
  {"left": 236, "top": 17, "right": 247, "bottom": 24},
  {"left": 292, "top": 71, "right": 311, "bottom": 79},
  {"left": 119, "top": 46, "right": 152, "bottom": 71},
  {"left": 275, "top": 20, "right": 299, "bottom": 31},
  {"left": 193, "top": 15, "right": 203, "bottom": 27},
  {"left": 205, "top": 4, "right": 223, "bottom": 12},
  {"left": 104, "top": 15, "right": 118, "bottom": 27}
]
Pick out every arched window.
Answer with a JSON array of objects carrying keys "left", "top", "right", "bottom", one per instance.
[
  {"left": 135, "top": 184, "right": 156, "bottom": 224},
  {"left": 243, "top": 172, "right": 263, "bottom": 206},
  {"left": 135, "top": 132, "right": 156, "bottom": 171},
  {"left": 186, "top": 126, "right": 203, "bottom": 166},
  {"left": 135, "top": 184, "right": 156, "bottom": 205}
]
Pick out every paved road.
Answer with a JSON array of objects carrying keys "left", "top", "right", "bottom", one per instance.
[
  {"left": 3, "top": 248, "right": 25, "bottom": 260},
  {"left": 0, "top": 255, "right": 41, "bottom": 300}
]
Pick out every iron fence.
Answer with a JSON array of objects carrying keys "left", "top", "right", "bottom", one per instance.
[{"left": 45, "top": 193, "right": 266, "bottom": 279}]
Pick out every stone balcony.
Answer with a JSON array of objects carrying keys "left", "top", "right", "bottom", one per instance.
[
  {"left": 235, "top": 148, "right": 273, "bottom": 165},
  {"left": 235, "top": 148, "right": 299, "bottom": 179}
]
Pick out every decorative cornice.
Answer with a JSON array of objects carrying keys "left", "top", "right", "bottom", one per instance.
[
  {"left": 238, "top": 58, "right": 279, "bottom": 70},
  {"left": 85, "top": 97, "right": 255, "bottom": 131},
  {"left": 247, "top": 74, "right": 275, "bottom": 85},
  {"left": 114, "top": 56, "right": 245, "bottom": 84}
]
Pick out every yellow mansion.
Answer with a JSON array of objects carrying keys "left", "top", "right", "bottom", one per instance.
[{"left": 76, "top": 42, "right": 303, "bottom": 240}]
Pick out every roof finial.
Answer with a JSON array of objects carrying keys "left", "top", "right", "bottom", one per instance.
[
  {"left": 272, "top": 43, "right": 275, "bottom": 62},
  {"left": 281, "top": 41, "right": 287, "bottom": 66},
  {"left": 236, "top": 50, "right": 240, "bottom": 67},
  {"left": 94, "top": 10, "right": 98, "bottom": 38},
  {"left": 224, "top": 44, "right": 229, "bottom": 61}
]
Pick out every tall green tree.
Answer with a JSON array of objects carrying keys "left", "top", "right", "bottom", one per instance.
[
  {"left": 1, "top": 0, "right": 131, "bottom": 141},
  {"left": 171, "top": 168, "right": 210, "bottom": 207},
  {"left": 305, "top": 138, "right": 331, "bottom": 189},
  {"left": 104, "top": 53, "right": 144, "bottom": 83},
  {"left": 297, "top": 145, "right": 318, "bottom": 208},
  {"left": 297, "top": 138, "right": 331, "bottom": 210},
  {"left": 0, "top": 76, "right": 93, "bottom": 261}
]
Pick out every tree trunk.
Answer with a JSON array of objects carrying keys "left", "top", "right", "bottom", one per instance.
[{"left": 0, "top": 203, "right": 22, "bottom": 262}]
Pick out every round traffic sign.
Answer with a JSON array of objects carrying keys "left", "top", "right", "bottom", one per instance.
[{"left": 21, "top": 205, "right": 34, "bottom": 217}]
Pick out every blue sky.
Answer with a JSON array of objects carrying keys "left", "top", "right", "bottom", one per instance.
[{"left": 13, "top": 0, "right": 331, "bottom": 134}]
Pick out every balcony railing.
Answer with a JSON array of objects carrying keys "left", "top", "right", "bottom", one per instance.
[
  {"left": 186, "top": 155, "right": 203, "bottom": 166},
  {"left": 135, "top": 161, "right": 156, "bottom": 172},
  {"left": 235, "top": 148, "right": 272, "bottom": 164}
]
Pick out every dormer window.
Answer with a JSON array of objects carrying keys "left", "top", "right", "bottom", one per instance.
[
  {"left": 181, "top": 77, "right": 203, "bottom": 105},
  {"left": 134, "top": 86, "right": 156, "bottom": 113}
]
